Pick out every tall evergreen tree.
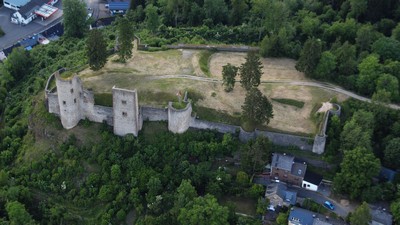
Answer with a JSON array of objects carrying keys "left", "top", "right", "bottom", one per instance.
[
  {"left": 63, "top": 0, "right": 88, "bottom": 38},
  {"left": 117, "top": 17, "right": 134, "bottom": 62},
  {"left": 239, "top": 51, "right": 263, "bottom": 91},
  {"left": 296, "top": 37, "right": 322, "bottom": 77},
  {"left": 86, "top": 29, "right": 107, "bottom": 71},
  {"left": 241, "top": 88, "right": 273, "bottom": 128},
  {"left": 222, "top": 63, "right": 238, "bottom": 92}
]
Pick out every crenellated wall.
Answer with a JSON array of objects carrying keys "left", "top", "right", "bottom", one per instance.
[{"left": 168, "top": 102, "right": 192, "bottom": 134}]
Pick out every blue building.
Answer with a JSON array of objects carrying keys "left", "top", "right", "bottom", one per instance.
[{"left": 106, "top": 0, "right": 130, "bottom": 15}]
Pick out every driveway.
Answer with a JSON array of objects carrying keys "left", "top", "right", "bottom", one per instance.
[
  {"left": 0, "top": 3, "right": 63, "bottom": 50},
  {"left": 288, "top": 185, "right": 354, "bottom": 218}
]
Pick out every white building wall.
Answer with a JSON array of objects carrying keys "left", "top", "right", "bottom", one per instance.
[{"left": 302, "top": 180, "right": 318, "bottom": 191}]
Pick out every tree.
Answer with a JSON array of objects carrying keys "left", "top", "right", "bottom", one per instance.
[
  {"left": 356, "top": 24, "right": 382, "bottom": 52},
  {"left": 173, "top": 179, "right": 198, "bottom": 212},
  {"left": 117, "top": 17, "right": 134, "bottom": 62},
  {"left": 384, "top": 138, "right": 400, "bottom": 169},
  {"left": 164, "top": 0, "right": 184, "bottom": 27},
  {"left": 63, "top": 0, "right": 88, "bottom": 38},
  {"left": 374, "top": 73, "right": 400, "bottom": 102},
  {"left": 296, "top": 38, "right": 322, "bottom": 77},
  {"left": 333, "top": 41, "right": 357, "bottom": 76},
  {"left": 276, "top": 211, "right": 289, "bottom": 225},
  {"left": 241, "top": 88, "right": 273, "bottom": 128},
  {"left": 392, "top": 23, "right": 400, "bottom": 42},
  {"left": 350, "top": 202, "right": 371, "bottom": 225},
  {"left": 391, "top": 199, "right": 400, "bottom": 223},
  {"left": 356, "top": 54, "right": 382, "bottom": 95},
  {"left": 203, "top": 0, "right": 228, "bottom": 25},
  {"left": 110, "top": 164, "right": 121, "bottom": 181},
  {"left": 222, "top": 63, "right": 238, "bottom": 92},
  {"left": 333, "top": 147, "right": 380, "bottom": 199},
  {"left": 340, "top": 110, "right": 374, "bottom": 151},
  {"left": 239, "top": 51, "right": 263, "bottom": 90},
  {"left": 372, "top": 37, "right": 400, "bottom": 62},
  {"left": 236, "top": 171, "right": 249, "bottom": 187},
  {"left": 240, "top": 136, "right": 271, "bottom": 174},
  {"left": 178, "top": 194, "right": 229, "bottom": 225},
  {"left": 86, "top": 29, "right": 107, "bottom": 71},
  {"left": 229, "top": 0, "right": 248, "bottom": 26},
  {"left": 0, "top": 169, "right": 8, "bottom": 186},
  {"left": 260, "top": 26, "right": 295, "bottom": 57},
  {"left": 6, "top": 201, "right": 35, "bottom": 225},
  {"left": 2, "top": 47, "right": 31, "bottom": 83},
  {"left": 145, "top": 4, "right": 160, "bottom": 33},
  {"left": 313, "top": 51, "right": 337, "bottom": 79},
  {"left": 256, "top": 197, "right": 269, "bottom": 215},
  {"left": 348, "top": 0, "right": 368, "bottom": 19}
]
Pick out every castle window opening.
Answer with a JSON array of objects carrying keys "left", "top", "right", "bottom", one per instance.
[
  {"left": 74, "top": 98, "right": 76, "bottom": 103},
  {"left": 122, "top": 112, "right": 127, "bottom": 117},
  {"left": 122, "top": 100, "right": 127, "bottom": 105},
  {"left": 70, "top": 88, "right": 74, "bottom": 93},
  {"left": 63, "top": 101, "right": 66, "bottom": 105}
]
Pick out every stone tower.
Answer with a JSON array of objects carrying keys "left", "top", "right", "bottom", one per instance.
[
  {"left": 55, "top": 74, "right": 83, "bottom": 129},
  {"left": 112, "top": 86, "right": 141, "bottom": 136}
]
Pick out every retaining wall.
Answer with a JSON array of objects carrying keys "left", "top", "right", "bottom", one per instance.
[
  {"left": 166, "top": 44, "right": 259, "bottom": 52},
  {"left": 142, "top": 106, "right": 168, "bottom": 121}
]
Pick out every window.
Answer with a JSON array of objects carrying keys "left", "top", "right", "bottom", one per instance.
[
  {"left": 122, "top": 112, "right": 127, "bottom": 117},
  {"left": 63, "top": 101, "right": 66, "bottom": 105},
  {"left": 307, "top": 184, "right": 310, "bottom": 187},
  {"left": 70, "top": 88, "right": 74, "bottom": 93},
  {"left": 74, "top": 98, "right": 76, "bottom": 103},
  {"left": 122, "top": 100, "right": 127, "bottom": 105}
]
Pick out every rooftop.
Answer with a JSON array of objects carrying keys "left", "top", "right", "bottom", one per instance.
[
  {"left": 18, "top": 0, "right": 46, "bottom": 18},
  {"left": 304, "top": 170, "right": 323, "bottom": 185},
  {"left": 5, "top": 0, "right": 30, "bottom": 7},
  {"left": 291, "top": 162, "right": 307, "bottom": 178},
  {"left": 371, "top": 206, "right": 393, "bottom": 225},
  {"left": 272, "top": 153, "right": 294, "bottom": 171}
]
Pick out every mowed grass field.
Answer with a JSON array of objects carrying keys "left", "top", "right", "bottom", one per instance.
[{"left": 77, "top": 49, "right": 348, "bottom": 135}]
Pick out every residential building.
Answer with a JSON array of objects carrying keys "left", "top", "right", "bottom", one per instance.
[
  {"left": 10, "top": 0, "right": 58, "bottom": 25},
  {"left": 271, "top": 153, "right": 307, "bottom": 187},
  {"left": 371, "top": 206, "right": 393, "bottom": 225},
  {"left": 288, "top": 207, "right": 346, "bottom": 225},
  {"left": 302, "top": 170, "right": 323, "bottom": 191},
  {"left": 265, "top": 183, "right": 297, "bottom": 208}
]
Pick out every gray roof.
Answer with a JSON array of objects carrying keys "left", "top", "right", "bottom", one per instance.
[
  {"left": 371, "top": 207, "right": 393, "bottom": 225},
  {"left": 289, "top": 207, "right": 314, "bottom": 225},
  {"left": 5, "top": 0, "right": 30, "bottom": 7},
  {"left": 291, "top": 162, "right": 307, "bottom": 178},
  {"left": 272, "top": 153, "right": 294, "bottom": 171},
  {"left": 276, "top": 183, "right": 297, "bottom": 205}
]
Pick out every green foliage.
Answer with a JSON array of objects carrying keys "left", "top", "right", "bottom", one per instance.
[
  {"left": 391, "top": 199, "right": 400, "bottom": 223},
  {"left": 276, "top": 211, "right": 289, "bottom": 225},
  {"left": 2, "top": 47, "right": 32, "bottom": 83},
  {"left": 86, "top": 29, "right": 108, "bottom": 71},
  {"left": 145, "top": 4, "right": 160, "bottom": 33},
  {"left": 296, "top": 37, "right": 322, "bottom": 77},
  {"left": 256, "top": 197, "right": 269, "bottom": 215},
  {"left": 340, "top": 110, "right": 374, "bottom": 151},
  {"left": 6, "top": 201, "right": 35, "bottom": 225},
  {"left": 222, "top": 63, "right": 238, "bottom": 92},
  {"left": 239, "top": 51, "right": 263, "bottom": 90},
  {"left": 374, "top": 73, "right": 400, "bottom": 102},
  {"left": 199, "top": 50, "right": 214, "bottom": 77},
  {"left": 172, "top": 101, "right": 187, "bottom": 109},
  {"left": 333, "top": 147, "right": 381, "bottom": 199},
  {"left": 271, "top": 98, "right": 305, "bottom": 108},
  {"left": 240, "top": 136, "right": 271, "bottom": 174},
  {"left": 372, "top": 37, "right": 400, "bottom": 61},
  {"left": 384, "top": 138, "right": 400, "bottom": 169},
  {"left": 356, "top": 54, "right": 382, "bottom": 95},
  {"left": 203, "top": 0, "right": 228, "bottom": 25},
  {"left": 235, "top": 171, "right": 249, "bottom": 187},
  {"left": 241, "top": 88, "right": 273, "bottom": 127},
  {"left": 63, "top": 0, "right": 88, "bottom": 38},
  {"left": 303, "top": 198, "right": 328, "bottom": 214},
  {"left": 350, "top": 202, "right": 371, "bottom": 225},
  {"left": 94, "top": 93, "right": 113, "bottom": 107},
  {"left": 314, "top": 51, "right": 337, "bottom": 79},
  {"left": 117, "top": 17, "right": 134, "bottom": 62},
  {"left": 392, "top": 23, "right": 400, "bottom": 42},
  {"left": 333, "top": 41, "right": 357, "bottom": 76}
]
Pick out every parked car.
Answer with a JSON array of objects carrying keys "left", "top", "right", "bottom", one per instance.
[{"left": 324, "top": 201, "right": 335, "bottom": 210}]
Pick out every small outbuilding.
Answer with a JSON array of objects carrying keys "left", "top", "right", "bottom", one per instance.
[
  {"left": 107, "top": 0, "right": 130, "bottom": 15},
  {"left": 302, "top": 170, "right": 323, "bottom": 192}
]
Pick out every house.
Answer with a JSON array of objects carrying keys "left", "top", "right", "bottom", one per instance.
[
  {"left": 302, "top": 170, "right": 323, "bottom": 191},
  {"left": 107, "top": 0, "right": 130, "bottom": 15},
  {"left": 371, "top": 206, "right": 393, "bottom": 225},
  {"left": 271, "top": 153, "right": 307, "bottom": 187},
  {"left": 265, "top": 183, "right": 297, "bottom": 208},
  {"left": 3, "top": 0, "right": 30, "bottom": 10},
  {"left": 10, "top": 0, "right": 59, "bottom": 25},
  {"left": 288, "top": 207, "right": 345, "bottom": 225},
  {"left": 0, "top": 51, "right": 7, "bottom": 62}
]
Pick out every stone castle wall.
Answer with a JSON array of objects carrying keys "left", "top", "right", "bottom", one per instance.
[
  {"left": 46, "top": 69, "right": 336, "bottom": 153},
  {"left": 168, "top": 102, "right": 192, "bottom": 134},
  {"left": 312, "top": 104, "right": 341, "bottom": 154},
  {"left": 113, "top": 87, "right": 141, "bottom": 136}
]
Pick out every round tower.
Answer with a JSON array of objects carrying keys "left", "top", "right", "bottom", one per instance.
[{"left": 55, "top": 74, "right": 83, "bottom": 129}]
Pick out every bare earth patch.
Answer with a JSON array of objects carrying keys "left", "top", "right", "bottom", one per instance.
[{"left": 209, "top": 52, "right": 306, "bottom": 81}]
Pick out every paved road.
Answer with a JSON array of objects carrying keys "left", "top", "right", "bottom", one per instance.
[{"left": 145, "top": 74, "right": 400, "bottom": 110}]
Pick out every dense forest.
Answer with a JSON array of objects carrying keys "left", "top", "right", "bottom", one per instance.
[{"left": 1, "top": 0, "right": 400, "bottom": 223}]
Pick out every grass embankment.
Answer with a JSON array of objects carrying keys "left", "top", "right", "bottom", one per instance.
[
  {"left": 172, "top": 101, "right": 187, "bottom": 109},
  {"left": 199, "top": 50, "right": 214, "bottom": 77},
  {"left": 194, "top": 106, "right": 241, "bottom": 125},
  {"left": 94, "top": 93, "right": 113, "bottom": 107},
  {"left": 272, "top": 98, "right": 305, "bottom": 108}
]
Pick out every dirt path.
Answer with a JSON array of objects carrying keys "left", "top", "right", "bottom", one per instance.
[{"left": 145, "top": 75, "right": 400, "bottom": 110}]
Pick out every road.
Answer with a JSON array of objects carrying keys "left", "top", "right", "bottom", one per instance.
[{"left": 145, "top": 74, "right": 400, "bottom": 110}]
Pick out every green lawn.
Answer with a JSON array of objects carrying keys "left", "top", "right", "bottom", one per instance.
[
  {"left": 272, "top": 98, "right": 305, "bottom": 108},
  {"left": 199, "top": 50, "right": 214, "bottom": 77}
]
